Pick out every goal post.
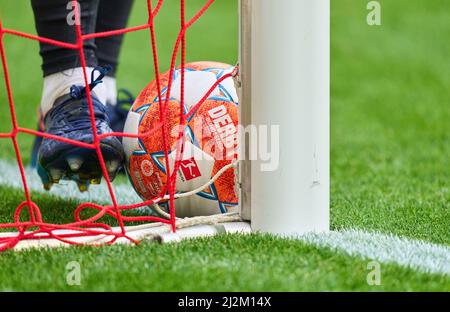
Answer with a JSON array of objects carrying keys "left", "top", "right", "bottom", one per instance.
[{"left": 238, "top": 0, "right": 330, "bottom": 234}]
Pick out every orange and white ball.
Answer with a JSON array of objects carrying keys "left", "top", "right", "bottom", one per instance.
[{"left": 123, "top": 62, "right": 239, "bottom": 217}]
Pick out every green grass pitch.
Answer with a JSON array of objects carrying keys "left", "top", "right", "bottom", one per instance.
[{"left": 0, "top": 0, "right": 449, "bottom": 291}]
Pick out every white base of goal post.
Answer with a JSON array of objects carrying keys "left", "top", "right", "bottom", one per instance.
[
  {"left": 0, "top": 214, "right": 251, "bottom": 250},
  {"left": 238, "top": 0, "right": 330, "bottom": 235}
]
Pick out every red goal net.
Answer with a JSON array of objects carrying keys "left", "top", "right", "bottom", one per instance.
[{"left": 0, "top": 0, "right": 238, "bottom": 251}]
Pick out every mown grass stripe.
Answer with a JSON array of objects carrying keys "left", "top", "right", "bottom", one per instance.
[{"left": 0, "top": 159, "right": 141, "bottom": 205}]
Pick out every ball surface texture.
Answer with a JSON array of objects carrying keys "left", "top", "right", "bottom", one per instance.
[{"left": 123, "top": 62, "right": 239, "bottom": 217}]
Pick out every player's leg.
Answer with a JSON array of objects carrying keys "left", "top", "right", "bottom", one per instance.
[
  {"left": 30, "top": 0, "right": 124, "bottom": 191},
  {"left": 95, "top": 0, "right": 135, "bottom": 134}
]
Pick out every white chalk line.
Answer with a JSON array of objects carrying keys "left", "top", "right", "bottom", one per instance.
[
  {"left": 0, "top": 159, "right": 448, "bottom": 276},
  {"left": 0, "top": 159, "right": 142, "bottom": 206}
]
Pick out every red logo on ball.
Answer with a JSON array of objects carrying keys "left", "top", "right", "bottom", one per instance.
[{"left": 179, "top": 157, "right": 201, "bottom": 180}]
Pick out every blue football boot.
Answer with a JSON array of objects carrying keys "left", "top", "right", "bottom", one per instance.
[
  {"left": 34, "top": 66, "right": 125, "bottom": 192},
  {"left": 31, "top": 89, "right": 134, "bottom": 169}
]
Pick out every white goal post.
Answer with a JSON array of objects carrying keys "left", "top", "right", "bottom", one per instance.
[{"left": 238, "top": 0, "right": 330, "bottom": 234}]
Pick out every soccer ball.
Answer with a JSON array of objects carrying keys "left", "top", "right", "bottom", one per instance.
[{"left": 123, "top": 62, "right": 239, "bottom": 217}]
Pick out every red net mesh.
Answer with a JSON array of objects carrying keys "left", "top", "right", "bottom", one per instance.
[{"left": 0, "top": 0, "right": 235, "bottom": 251}]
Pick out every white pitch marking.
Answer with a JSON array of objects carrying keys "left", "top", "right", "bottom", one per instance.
[{"left": 0, "top": 159, "right": 448, "bottom": 276}]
